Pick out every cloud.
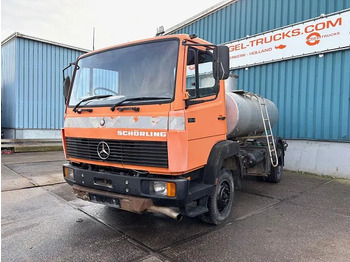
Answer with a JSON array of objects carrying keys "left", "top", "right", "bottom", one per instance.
[{"left": 2, "top": 0, "right": 219, "bottom": 50}]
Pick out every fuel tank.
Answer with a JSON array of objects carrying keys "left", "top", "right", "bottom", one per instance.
[{"left": 225, "top": 91, "right": 279, "bottom": 138}]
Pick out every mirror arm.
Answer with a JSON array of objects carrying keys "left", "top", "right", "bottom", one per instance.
[{"left": 62, "top": 62, "right": 76, "bottom": 81}]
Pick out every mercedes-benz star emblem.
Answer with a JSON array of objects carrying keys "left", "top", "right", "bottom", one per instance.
[{"left": 97, "top": 141, "right": 110, "bottom": 160}]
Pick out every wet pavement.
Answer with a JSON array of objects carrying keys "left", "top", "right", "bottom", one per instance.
[{"left": 2, "top": 151, "right": 350, "bottom": 261}]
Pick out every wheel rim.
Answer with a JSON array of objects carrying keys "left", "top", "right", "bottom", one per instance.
[{"left": 217, "top": 180, "right": 231, "bottom": 213}]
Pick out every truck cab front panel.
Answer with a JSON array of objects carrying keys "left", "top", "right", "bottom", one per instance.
[
  {"left": 62, "top": 107, "right": 189, "bottom": 175},
  {"left": 61, "top": 35, "right": 237, "bottom": 220}
]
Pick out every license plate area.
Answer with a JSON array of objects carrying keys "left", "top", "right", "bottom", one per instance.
[
  {"left": 89, "top": 193, "right": 121, "bottom": 208},
  {"left": 93, "top": 178, "right": 113, "bottom": 188}
]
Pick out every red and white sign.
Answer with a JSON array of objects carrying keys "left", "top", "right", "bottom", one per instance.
[{"left": 225, "top": 10, "right": 350, "bottom": 69}]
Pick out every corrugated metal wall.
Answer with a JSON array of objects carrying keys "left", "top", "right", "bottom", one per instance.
[
  {"left": 1, "top": 40, "right": 17, "bottom": 128},
  {"left": 173, "top": 0, "right": 350, "bottom": 44},
  {"left": 1, "top": 37, "right": 86, "bottom": 130},
  {"left": 236, "top": 49, "right": 350, "bottom": 141},
  {"left": 172, "top": 0, "right": 350, "bottom": 141}
]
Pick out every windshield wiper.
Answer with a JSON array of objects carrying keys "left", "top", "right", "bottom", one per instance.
[
  {"left": 73, "top": 94, "right": 112, "bottom": 113},
  {"left": 110, "top": 96, "right": 171, "bottom": 112}
]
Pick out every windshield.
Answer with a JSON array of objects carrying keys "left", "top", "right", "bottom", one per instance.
[{"left": 68, "top": 39, "right": 179, "bottom": 107}]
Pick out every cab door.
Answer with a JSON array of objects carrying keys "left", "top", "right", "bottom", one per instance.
[{"left": 184, "top": 47, "right": 227, "bottom": 171}]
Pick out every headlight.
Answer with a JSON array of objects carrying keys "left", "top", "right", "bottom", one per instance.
[
  {"left": 63, "top": 166, "right": 75, "bottom": 181},
  {"left": 150, "top": 181, "right": 176, "bottom": 197},
  {"left": 150, "top": 181, "right": 167, "bottom": 196}
]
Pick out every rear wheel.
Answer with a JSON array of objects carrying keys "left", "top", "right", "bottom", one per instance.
[
  {"left": 201, "top": 168, "right": 234, "bottom": 225},
  {"left": 267, "top": 144, "right": 284, "bottom": 183}
]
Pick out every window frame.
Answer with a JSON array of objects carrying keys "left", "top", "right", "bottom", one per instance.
[
  {"left": 67, "top": 38, "right": 180, "bottom": 108},
  {"left": 186, "top": 47, "right": 220, "bottom": 106}
]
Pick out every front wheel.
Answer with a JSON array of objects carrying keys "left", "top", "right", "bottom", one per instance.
[{"left": 201, "top": 168, "right": 234, "bottom": 225}]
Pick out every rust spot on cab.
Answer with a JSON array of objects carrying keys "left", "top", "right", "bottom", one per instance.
[
  {"left": 133, "top": 116, "right": 139, "bottom": 122},
  {"left": 151, "top": 117, "right": 160, "bottom": 125}
]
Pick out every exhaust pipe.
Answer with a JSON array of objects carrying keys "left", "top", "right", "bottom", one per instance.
[{"left": 146, "top": 206, "right": 183, "bottom": 221}]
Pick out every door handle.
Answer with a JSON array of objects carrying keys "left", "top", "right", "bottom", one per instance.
[
  {"left": 188, "top": 118, "right": 196, "bottom": 123},
  {"left": 218, "top": 116, "right": 226, "bottom": 120}
]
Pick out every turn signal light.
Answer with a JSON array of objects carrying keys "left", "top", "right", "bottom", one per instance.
[
  {"left": 63, "top": 166, "right": 74, "bottom": 181},
  {"left": 166, "top": 182, "right": 176, "bottom": 197}
]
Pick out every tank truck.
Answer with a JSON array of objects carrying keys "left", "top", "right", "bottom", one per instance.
[{"left": 62, "top": 34, "right": 287, "bottom": 224}]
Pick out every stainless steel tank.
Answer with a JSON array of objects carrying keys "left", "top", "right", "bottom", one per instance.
[{"left": 225, "top": 91, "right": 279, "bottom": 138}]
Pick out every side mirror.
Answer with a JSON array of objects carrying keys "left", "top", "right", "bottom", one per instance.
[
  {"left": 213, "top": 46, "right": 230, "bottom": 80},
  {"left": 63, "top": 76, "right": 70, "bottom": 103},
  {"left": 62, "top": 62, "right": 76, "bottom": 103}
]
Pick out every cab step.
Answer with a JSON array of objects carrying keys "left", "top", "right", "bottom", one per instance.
[
  {"left": 188, "top": 183, "right": 215, "bottom": 201},
  {"left": 184, "top": 206, "right": 209, "bottom": 217},
  {"left": 180, "top": 194, "right": 210, "bottom": 217}
]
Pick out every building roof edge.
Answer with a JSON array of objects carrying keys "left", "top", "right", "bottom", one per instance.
[{"left": 1, "top": 32, "right": 90, "bottom": 53}]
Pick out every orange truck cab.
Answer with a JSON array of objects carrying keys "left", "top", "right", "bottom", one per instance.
[{"left": 62, "top": 34, "right": 286, "bottom": 225}]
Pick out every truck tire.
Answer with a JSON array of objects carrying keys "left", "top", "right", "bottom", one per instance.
[
  {"left": 201, "top": 168, "right": 234, "bottom": 225},
  {"left": 267, "top": 143, "right": 284, "bottom": 183}
]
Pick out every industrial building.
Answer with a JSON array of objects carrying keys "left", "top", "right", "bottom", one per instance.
[
  {"left": 1, "top": 33, "right": 88, "bottom": 139},
  {"left": 1, "top": 0, "right": 349, "bottom": 178},
  {"left": 165, "top": 0, "right": 350, "bottom": 178}
]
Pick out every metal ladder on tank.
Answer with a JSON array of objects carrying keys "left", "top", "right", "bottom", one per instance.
[{"left": 255, "top": 95, "right": 279, "bottom": 167}]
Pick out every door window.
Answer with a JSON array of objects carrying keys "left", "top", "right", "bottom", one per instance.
[{"left": 186, "top": 47, "right": 217, "bottom": 99}]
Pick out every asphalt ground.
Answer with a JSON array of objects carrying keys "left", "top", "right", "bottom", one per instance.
[{"left": 2, "top": 151, "right": 350, "bottom": 261}]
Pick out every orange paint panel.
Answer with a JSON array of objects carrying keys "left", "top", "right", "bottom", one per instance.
[
  {"left": 64, "top": 128, "right": 167, "bottom": 141},
  {"left": 185, "top": 81, "right": 227, "bottom": 141},
  {"left": 187, "top": 135, "right": 226, "bottom": 172},
  {"left": 172, "top": 42, "right": 187, "bottom": 111},
  {"left": 168, "top": 130, "right": 188, "bottom": 173},
  {"left": 78, "top": 34, "right": 192, "bottom": 60},
  {"left": 61, "top": 128, "right": 67, "bottom": 159},
  {"left": 186, "top": 103, "right": 226, "bottom": 139}
]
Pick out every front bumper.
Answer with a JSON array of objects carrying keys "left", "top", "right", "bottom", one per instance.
[{"left": 63, "top": 163, "right": 190, "bottom": 207}]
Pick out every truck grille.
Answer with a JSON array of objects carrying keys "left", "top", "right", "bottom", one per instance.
[{"left": 65, "top": 137, "right": 168, "bottom": 168}]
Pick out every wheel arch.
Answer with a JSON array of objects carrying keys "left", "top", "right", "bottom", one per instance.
[
  {"left": 275, "top": 136, "right": 286, "bottom": 166},
  {"left": 203, "top": 140, "right": 240, "bottom": 185}
]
